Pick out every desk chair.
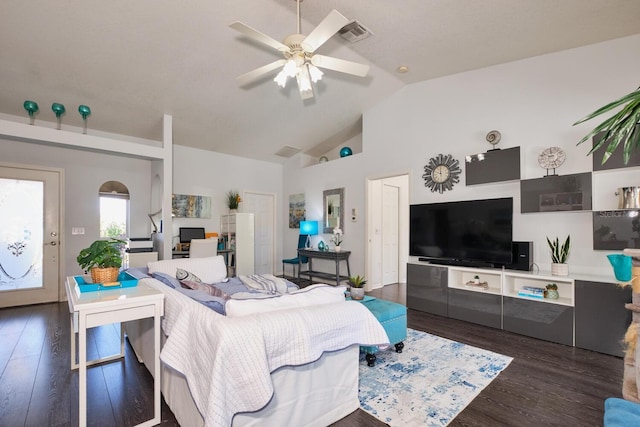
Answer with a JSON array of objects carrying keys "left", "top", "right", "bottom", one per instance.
[
  {"left": 189, "top": 239, "right": 218, "bottom": 258},
  {"left": 282, "top": 234, "right": 308, "bottom": 277}
]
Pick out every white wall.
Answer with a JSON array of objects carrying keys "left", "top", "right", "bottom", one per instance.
[
  {"left": 284, "top": 34, "right": 640, "bottom": 279},
  {"left": 172, "top": 145, "right": 284, "bottom": 264}
]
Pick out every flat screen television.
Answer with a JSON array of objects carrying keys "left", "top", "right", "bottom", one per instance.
[
  {"left": 410, "top": 197, "right": 513, "bottom": 267},
  {"left": 179, "top": 227, "right": 206, "bottom": 244}
]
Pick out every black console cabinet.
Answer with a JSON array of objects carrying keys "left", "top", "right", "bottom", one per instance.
[{"left": 407, "top": 263, "right": 448, "bottom": 316}]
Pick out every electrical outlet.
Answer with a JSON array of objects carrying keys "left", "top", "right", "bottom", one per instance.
[{"left": 72, "top": 227, "right": 85, "bottom": 235}]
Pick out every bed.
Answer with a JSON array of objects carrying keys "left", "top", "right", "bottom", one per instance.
[{"left": 124, "top": 255, "right": 389, "bottom": 426}]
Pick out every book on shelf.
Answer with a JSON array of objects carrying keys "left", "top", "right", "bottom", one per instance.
[
  {"left": 517, "top": 291, "right": 544, "bottom": 299},
  {"left": 522, "top": 286, "right": 545, "bottom": 292}
]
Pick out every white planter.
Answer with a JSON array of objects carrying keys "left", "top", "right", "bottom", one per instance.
[
  {"left": 350, "top": 287, "right": 365, "bottom": 300},
  {"left": 551, "top": 263, "right": 569, "bottom": 276},
  {"left": 334, "top": 245, "right": 341, "bottom": 252}
]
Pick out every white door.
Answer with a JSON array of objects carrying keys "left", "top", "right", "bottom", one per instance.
[
  {"left": 0, "top": 165, "right": 61, "bottom": 307},
  {"left": 382, "top": 184, "right": 399, "bottom": 285},
  {"left": 242, "top": 192, "right": 275, "bottom": 275}
]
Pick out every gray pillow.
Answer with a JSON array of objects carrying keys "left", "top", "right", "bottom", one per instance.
[{"left": 176, "top": 268, "right": 202, "bottom": 284}]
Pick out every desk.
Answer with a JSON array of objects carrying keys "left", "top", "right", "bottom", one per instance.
[
  {"left": 298, "top": 248, "right": 351, "bottom": 285},
  {"left": 65, "top": 276, "right": 164, "bottom": 427}
]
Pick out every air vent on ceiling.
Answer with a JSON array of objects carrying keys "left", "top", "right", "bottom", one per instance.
[
  {"left": 338, "top": 20, "right": 373, "bottom": 43},
  {"left": 275, "top": 145, "right": 302, "bottom": 158}
]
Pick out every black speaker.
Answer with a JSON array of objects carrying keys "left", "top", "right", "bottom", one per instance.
[{"left": 507, "top": 241, "right": 533, "bottom": 271}]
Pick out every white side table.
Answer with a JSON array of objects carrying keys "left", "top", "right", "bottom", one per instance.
[{"left": 65, "top": 276, "right": 164, "bottom": 427}]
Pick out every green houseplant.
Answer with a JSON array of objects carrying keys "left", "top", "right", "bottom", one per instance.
[
  {"left": 546, "top": 235, "right": 571, "bottom": 276},
  {"left": 545, "top": 283, "right": 559, "bottom": 299},
  {"left": 77, "top": 238, "right": 125, "bottom": 283},
  {"left": 574, "top": 87, "right": 640, "bottom": 165},
  {"left": 348, "top": 275, "right": 367, "bottom": 300},
  {"left": 226, "top": 190, "right": 241, "bottom": 211}
]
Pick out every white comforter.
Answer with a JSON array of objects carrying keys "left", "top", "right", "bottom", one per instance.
[{"left": 142, "top": 278, "right": 389, "bottom": 426}]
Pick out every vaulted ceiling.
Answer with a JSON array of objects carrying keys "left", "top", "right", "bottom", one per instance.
[{"left": 1, "top": 1, "right": 639, "bottom": 163}]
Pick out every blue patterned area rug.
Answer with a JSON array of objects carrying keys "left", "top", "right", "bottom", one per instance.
[{"left": 358, "top": 328, "right": 513, "bottom": 426}]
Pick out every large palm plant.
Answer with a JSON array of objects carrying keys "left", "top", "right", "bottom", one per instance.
[{"left": 574, "top": 87, "right": 640, "bottom": 165}]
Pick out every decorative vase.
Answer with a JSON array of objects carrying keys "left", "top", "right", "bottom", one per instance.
[
  {"left": 318, "top": 241, "right": 326, "bottom": 251},
  {"left": 334, "top": 245, "right": 341, "bottom": 252},
  {"left": 546, "top": 289, "right": 559, "bottom": 299},
  {"left": 229, "top": 208, "right": 238, "bottom": 214},
  {"left": 551, "top": 263, "right": 569, "bottom": 276},
  {"left": 350, "top": 287, "right": 365, "bottom": 300}
]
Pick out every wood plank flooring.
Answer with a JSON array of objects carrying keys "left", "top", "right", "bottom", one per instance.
[{"left": 0, "top": 282, "right": 624, "bottom": 426}]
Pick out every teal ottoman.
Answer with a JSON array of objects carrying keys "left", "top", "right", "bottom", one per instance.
[{"left": 356, "top": 296, "right": 407, "bottom": 366}]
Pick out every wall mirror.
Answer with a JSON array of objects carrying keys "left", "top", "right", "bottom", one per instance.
[{"left": 323, "top": 188, "right": 344, "bottom": 233}]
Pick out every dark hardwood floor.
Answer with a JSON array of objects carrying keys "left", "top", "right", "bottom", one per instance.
[{"left": 0, "top": 282, "right": 623, "bottom": 426}]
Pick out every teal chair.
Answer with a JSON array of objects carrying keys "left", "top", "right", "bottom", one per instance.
[{"left": 282, "top": 234, "right": 308, "bottom": 277}]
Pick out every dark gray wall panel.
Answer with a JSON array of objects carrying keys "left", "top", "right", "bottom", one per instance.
[
  {"left": 448, "top": 289, "right": 502, "bottom": 328},
  {"left": 575, "top": 280, "right": 631, "bottom": 357},
  {"left": 465, "top": 147, "right": 521, "bottom": 185},
  {"left": 503, "top": 297, "right": 574, "bottom": 346},
  {"left": 407, "top": 263, "right": 448, "bottom": 316},
  {"left": 520, "top": 172, "right": 592, "bottom": 213}
]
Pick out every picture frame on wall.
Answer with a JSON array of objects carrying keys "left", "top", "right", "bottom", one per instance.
[
  {"left": 172, "top": 194, "right": 212, "bottom": 218},
  {"left": 289, "top": 193, "right": 306, "bottom": 228}
]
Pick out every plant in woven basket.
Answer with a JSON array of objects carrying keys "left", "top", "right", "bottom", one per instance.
[{"left": 77, "top": 238, "right": 125, "bottom": 283}]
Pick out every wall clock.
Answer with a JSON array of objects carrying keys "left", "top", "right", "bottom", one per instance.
[
  {"left": 422, "top": 153, "right": 461, "bottom": 193},
  {"left": 538, "top": 146, "right": 566, "bottom": 176}
]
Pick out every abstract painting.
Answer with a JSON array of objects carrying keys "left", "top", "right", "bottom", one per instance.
[
  {"left": 172, "top": 194, "right": 212, "bottom": 218},
  {"left": 289, "top": 193, "right": 305, "bottom": 228}
]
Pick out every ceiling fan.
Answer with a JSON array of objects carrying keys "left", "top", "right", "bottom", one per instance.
[{"left": 230, "top": 0, "right": 370, "bottom": 100}]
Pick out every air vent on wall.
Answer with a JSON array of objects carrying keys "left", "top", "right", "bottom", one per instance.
[
  {"left": 338, "top": 20, "right": 373, "bottom": 43},
  {"left": 275, "top": 145, "right": 302, "bottom": 158}
]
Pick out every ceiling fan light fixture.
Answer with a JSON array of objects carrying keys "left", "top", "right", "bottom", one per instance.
[
  {"left": 308, "top": 64, "right": 323, "bottom": 83},
  {"left": 274, "top": 70, "right": 288, "bottom": 87},
  {"left": 297, "top": 65, "right": 313, "bottom": 92},
  {"left": 283, "top": 59, "right": 298, "bottom": 77}
]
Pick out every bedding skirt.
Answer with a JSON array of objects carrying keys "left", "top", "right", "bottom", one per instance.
[{"left": 125, "top": 318, "right": 360, "bottom": 426}]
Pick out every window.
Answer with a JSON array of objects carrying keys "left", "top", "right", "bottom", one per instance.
[{"left": 99, "top": 181, "right": 129, "bottom": 239}]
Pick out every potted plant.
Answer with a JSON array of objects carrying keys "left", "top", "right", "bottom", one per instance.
[
  {"left": 226, "top": 190, "right": 241, "bottom": 212},
  {"left": 546, "top": 235, "right": 571, "bottom": 276},
  {"left": 574, "top": 87, "right": 640, "bottom": 165},
  {"left": 545, "top": 283, "right": 559, "bottom": 299},
  {"left": 77, "top": 238, "right": 125, "bottom": 283},
  {"left": 348, "top": 275, "right": 366, "bottom": 300}
]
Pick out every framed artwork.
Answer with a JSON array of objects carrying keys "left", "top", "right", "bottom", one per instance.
[
  {"left": 289, "top": 193, "right": 306, "bottom": 228},
  {"left": 172, "top": 194, "right": 211, "bottom": 218}
]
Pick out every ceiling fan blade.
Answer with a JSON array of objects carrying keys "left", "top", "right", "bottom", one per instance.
[
  {"left": 301, "top": 10, "right": 349, "bottom": 53},
  {"left": 311, "top": 55, "right": 370, "bottom": 77},
  {"left": 230, "top": 21, "right": 289, "bottom": 52},
  {"left": 236, "top": 59, "right": 287, "bottom": 86}
]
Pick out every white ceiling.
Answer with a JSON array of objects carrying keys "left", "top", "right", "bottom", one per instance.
[{"left": 1, "top": 1, "right": 639, "bottom": 163}]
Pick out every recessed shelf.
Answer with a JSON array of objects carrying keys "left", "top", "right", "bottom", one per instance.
[
  {"left": 503, "top": 271, "right": 574, "bottom": 307},
  {"left": 447, "top": 266, "right": 502, "bottom": 295}
]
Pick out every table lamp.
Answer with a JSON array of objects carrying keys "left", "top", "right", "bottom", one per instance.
[{"left": 299, "top": 220, "right": 319, "bottom": 248}]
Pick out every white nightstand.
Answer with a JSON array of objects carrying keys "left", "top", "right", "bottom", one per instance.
[{"left": 65, "top": 276, "right": 164, "bottom": 427}]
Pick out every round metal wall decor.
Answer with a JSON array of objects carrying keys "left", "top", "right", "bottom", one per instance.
[{"left": 422, "top": 153, "right": 461, "bottom": 193}]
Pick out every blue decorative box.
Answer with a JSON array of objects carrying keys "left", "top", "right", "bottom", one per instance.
[{"left": 74, "top": 271, "right": 138, "bottom": 293}]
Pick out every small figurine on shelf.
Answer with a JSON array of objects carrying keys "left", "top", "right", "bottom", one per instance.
[
  {"left": 472, "top": 275, "right": 480, "bottom": 284},
  {"left": 545, "top": 283, "right": 559, "bottom": 299}
]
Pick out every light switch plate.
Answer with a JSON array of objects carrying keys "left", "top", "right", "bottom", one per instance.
[{"left": 72, "top": 227, "right": 85, "bottom": 235}]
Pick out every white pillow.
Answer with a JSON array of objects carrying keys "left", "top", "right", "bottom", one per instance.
[
  {"left": 225, "top": 284, "right": 346, "bottom": 317},
  {"left": 147, "top": 256, "right": 227, "bottom": 284}
]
